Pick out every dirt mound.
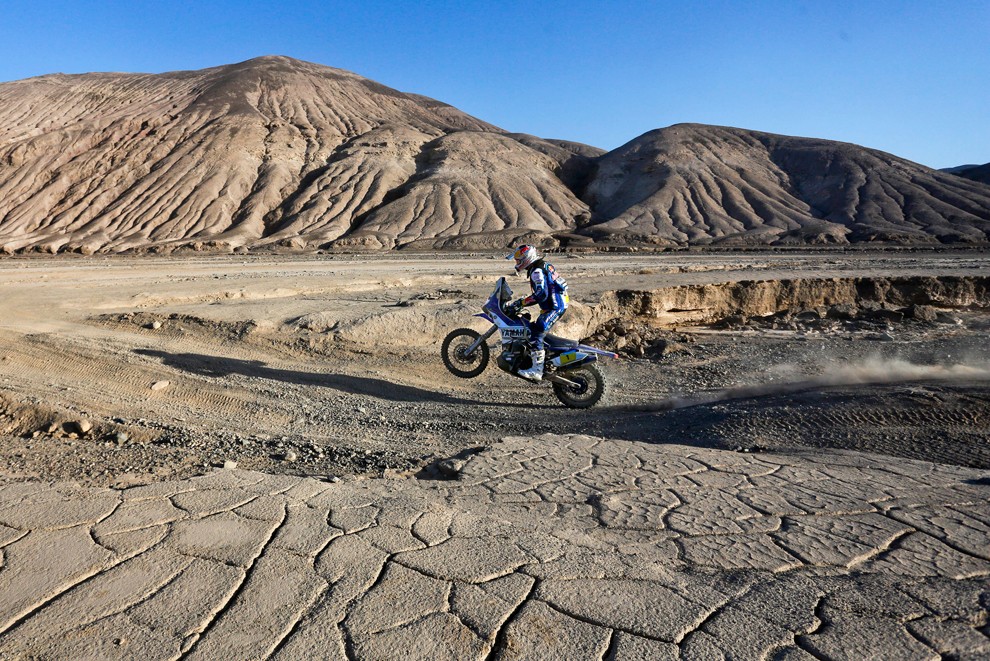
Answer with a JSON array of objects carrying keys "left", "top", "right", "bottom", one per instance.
[
  {"left": 97, "top": 311, "right": 267, "bottom": 340},
  {"left": 292, "top": 303, "right": 478, "bottom": 347},
  {"left": 580, "top": 124, "right": 990, "bottom": 246}
]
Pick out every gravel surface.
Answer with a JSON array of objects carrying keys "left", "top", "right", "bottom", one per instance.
[{"left": 0, "top": 252, "right": 988, "bottom": 488}]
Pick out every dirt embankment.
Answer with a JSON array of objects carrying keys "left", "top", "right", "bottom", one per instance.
[
  {"left": 592, "top": 275, "right": 990, "bottom": 328},
  {"left": 238, "top": 275, "right": 990, "bottom": 355}
]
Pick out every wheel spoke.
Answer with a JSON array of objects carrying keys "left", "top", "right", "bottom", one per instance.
[
  {"left": 552, "top": 365, "right": 604, "bottom": 407},
  {"left": 442, "top": 328, "right": 489, "bottom": 379},
  {"left": 455, "top": 344, "right": 476, "bottom": 363}
]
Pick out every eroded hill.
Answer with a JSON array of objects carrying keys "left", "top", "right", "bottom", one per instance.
[
  {"left": 945, "top": 162, "right": 990, "bottom": 186},
  {"left": 1, "top": 56, "right": 989, "bottom": 253},
  {"left": 581, "top": 124, "right": 990, "bottom": 246}
]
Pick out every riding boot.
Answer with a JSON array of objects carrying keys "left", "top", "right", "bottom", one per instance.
[{"left": 519, "top": 350, "right": 545, "bottom": 381}]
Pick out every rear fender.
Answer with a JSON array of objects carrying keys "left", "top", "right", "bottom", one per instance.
[{"left": 576, "top": 344, "right": 619, "bottom": 359}]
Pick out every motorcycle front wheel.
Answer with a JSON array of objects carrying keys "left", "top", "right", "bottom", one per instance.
[
  {"left": 552, "top": 364, "right": 605, "bottom": 408},
  {"left": 441, "top": 328, "right": 490, "bottom": 378}
]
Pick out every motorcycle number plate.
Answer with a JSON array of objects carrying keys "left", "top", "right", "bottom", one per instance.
[{"left": 559, "top": 351, "right": 578, "bottom": 365}]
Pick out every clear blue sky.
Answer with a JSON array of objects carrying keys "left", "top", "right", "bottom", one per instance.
[{"left": 1, "top": 0, "right": 987, "bottom": 168}]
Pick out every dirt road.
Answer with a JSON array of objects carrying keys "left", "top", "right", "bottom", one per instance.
[{"left": 1, "top": 250, "right": 988, "bottom": 487}]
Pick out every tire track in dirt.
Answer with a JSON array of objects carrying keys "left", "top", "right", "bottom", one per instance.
[{"left": 0, "top": 332, "right": 280, "bottom": 428}]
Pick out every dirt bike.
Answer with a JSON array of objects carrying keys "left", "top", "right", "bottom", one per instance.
[{"left": 441, "top": 277, "right": 617, "bottom": 408}]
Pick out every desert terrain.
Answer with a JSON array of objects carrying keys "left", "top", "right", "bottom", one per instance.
[
  {"left": 0, "top": 251, "right": 988, "bottom": 658},
  {"left": 2, "top": 40, "right": 990, "bottom": 660},
  {"left": 1, "top": 250, "right": 988, "bottom": 488}
]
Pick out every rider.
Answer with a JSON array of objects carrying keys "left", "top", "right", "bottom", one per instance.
[{"left": 508, "top": 244, "right": 569, "bottom": 381}]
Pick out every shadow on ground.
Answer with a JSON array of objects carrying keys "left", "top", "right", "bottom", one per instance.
[
  {"left": 598, "top": 382, "right": 990, "bottom": 469},
  {"left": 134, "top": 348, "right": 487, "bottom": 406}
]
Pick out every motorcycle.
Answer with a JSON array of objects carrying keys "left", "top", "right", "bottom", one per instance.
[{"left": 440, "top": 277, "right": 617, "bottom": 408}]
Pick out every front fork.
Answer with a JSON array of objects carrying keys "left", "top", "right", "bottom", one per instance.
[{"left": 465, "top": 325, "right": 497, "bottom": 355}]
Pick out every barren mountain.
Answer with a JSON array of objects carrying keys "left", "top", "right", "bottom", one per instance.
[
  {"left": 338, "top": 131, "right": 592, "bottom": 250},
  {"left": 945, "top": 162, "right": 990, "bottom": 186},
  {"left": 580, "top": 124, "right": 990, "bottom": 246},
  {"left": 1, "top": 57, "right": 989, "bottom": 252}
]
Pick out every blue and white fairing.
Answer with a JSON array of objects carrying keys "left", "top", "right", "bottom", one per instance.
[
  {"left": 476, "top": 277, "right": 529, "bottom": 342},
  {"left": 475, "top": 278, "right": 617, "bottom": 370}
]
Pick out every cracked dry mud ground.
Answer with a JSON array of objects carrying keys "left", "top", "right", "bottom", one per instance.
[
  {"left": 0, "top": 252, "right": 989, "bottom": 658},
  {"left": 0, "top": 434, "right": 988, "bottom": 659}
]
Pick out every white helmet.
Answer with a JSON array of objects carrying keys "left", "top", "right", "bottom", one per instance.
[{"left": 509, "top": 244, "right": 540, "bottom": 274}]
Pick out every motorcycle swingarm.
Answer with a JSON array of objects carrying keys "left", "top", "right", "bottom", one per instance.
[{"left": 544, "top": 373, "right": 582, "bottom": 388}]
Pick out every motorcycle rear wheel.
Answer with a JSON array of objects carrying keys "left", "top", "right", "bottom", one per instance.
[
  {"left": 441, "top": 328, "right": 490, "bottom": 378},
  {"left": 552, "top": 364, "right": 605, "bottom": 408}
]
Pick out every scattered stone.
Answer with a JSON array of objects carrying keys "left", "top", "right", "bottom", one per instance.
[
  {"left": 827, "top": 303, "right": 859, "bottom": 320},
  {"left": 222, "top": 459, "right": 238, "bottom": 469},
  {"left": 147, "top": 321, "right": 162, "bottom": 330},
  {"left": 150, "top": 380, "right": 170, "bottom": 391},
  {"left": 935, "top": 312, "right": 963, "bottom": 325},
  {"left": 284, "top": 450, "right": 298, "bottom": 462},
  {"left": 718, "top": 314, "right": 749, "bottom": 328},
  {"left": 864, "top": 308, "right": 905, "bottom": 324},
  {"left": 436, "top": 458, "right": 466, "bottom": 478},
  {"left": 45, "top": 422, "right": 59, "bottom": 434},
  {"left": 115, "top": 432, "right": 129, "bottom": 445},
  {"left": 905, "top": 304, "right": 938, "bottom": 322},
  {"left": 795, "top": 310, "right": 822, "bottom": 323},
  {"left": 74, "top": 419, "right": 93, "bottom": 435},
  {"left": 646, "top": 339, "right": 690, "bottom": 358}
]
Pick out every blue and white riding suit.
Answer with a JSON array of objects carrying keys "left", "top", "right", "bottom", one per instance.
[{"left": 522, "top": 261, "right": 569, "bottom": 352}]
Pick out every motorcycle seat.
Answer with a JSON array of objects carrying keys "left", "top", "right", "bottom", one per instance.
[{"left": 545, "top": 334, "right": 579, "bottom": 350}]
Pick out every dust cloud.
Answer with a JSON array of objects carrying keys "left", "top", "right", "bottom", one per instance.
[{"left": 622, "top": 356, "right": 990, "bottom": 412}]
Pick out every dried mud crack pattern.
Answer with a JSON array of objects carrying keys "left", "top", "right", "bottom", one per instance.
[{"left": 0, "top": 434, "right": 988, "bottom": 659}]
